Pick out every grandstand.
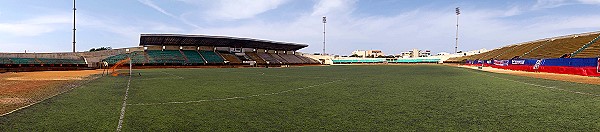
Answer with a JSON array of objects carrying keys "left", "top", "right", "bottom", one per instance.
[
  {"left": 0, "top": 34, "right": 320, "bottom": 72},
  {"left": 99, "top": 34, "right": 320, "bottom": 67},
  {"left": 0, "top": 52, "right": 88, "bottom": 71},
  {"left": 448, "top": 31, "right": 600, "bottom": 76},
  {"left": 448, "top": 31, "right": 600, "bottom": 62},
  {"left": 0, "top": 58, "right": 86, "bottom": 65}
]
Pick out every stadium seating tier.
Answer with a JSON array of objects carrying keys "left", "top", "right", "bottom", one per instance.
[
  {"left": 198, "top": 51, "right": 225, "bottom": 63},
  {"left": 245, "top": 52, "right": 267, "bottom": 64},
  {"left": 522, "top": 33, "right": 600, "bottom": 59},
  {"left": 181, "top": 50, "right": 205, "bottom": 64},
  {"left": 220, "top": 53, "right": 242, "bottom": 64}
]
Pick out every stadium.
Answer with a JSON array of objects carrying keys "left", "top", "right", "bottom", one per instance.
[{"left": 2, "top": 1, "right": 600, "bottom": 131}]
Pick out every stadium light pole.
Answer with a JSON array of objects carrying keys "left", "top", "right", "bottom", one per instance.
[
  {"left": 455, "top": 7, "right": 460, "bottom": 54},
  {"left": 322, "top": 16, "right": 326, "bottom": 55},
  {"left": 72, "top": 0, "right": 77, "bottom": 53}
]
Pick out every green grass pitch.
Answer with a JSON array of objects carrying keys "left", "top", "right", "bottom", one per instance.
[{"left": 1, "top": 65, "right": 600, "bottom": 131}]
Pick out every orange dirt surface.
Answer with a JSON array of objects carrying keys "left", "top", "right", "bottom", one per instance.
[
  {"left": 457, "top": 65, "right": 600, "bottom": 85},
  {"left": 0, "top": 70, "right": 103, "bottom": 115},
  {"left": 3, "top": 70, "right": 103, "bottom": 81}
]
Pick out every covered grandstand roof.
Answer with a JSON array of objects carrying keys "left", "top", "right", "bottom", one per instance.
[{"left": 139, "top": 34, "right": 309, "bottom": 51}]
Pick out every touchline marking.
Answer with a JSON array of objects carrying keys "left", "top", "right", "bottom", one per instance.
[
  {"left": 116, "top": 75, "right": 132, "bottom": 131},
  {"left": 463, "top": 68, "right": 600, "bottom": 97},
  {"left": 127, "top": 79, "right": 347, "bottom": 106}
]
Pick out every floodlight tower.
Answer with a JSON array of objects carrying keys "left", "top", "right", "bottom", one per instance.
[
  {"left": 455, "top": 7, "right": 460, "bottom": 53},
  {"left": 72, "top": 0, "right": 77, "bottom": 52},
  {"left": 322, "top": 16, "right": 327, "bottom": 55}
]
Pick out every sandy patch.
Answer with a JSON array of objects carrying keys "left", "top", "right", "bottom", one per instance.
[
  {"left": 1, "top": 70, "right": 103, "bottom": 81},
  {"left": 0, "top": 70, "right": 103, "bottom": 115},
  {"left": 0, "top": 98, "right": 31, "bottom": 104}
]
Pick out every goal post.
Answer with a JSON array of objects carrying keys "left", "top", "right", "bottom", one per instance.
[
  {"left": 109, "top": 49, "right": 134, "bottom": 77},
  {"left": 129, "top": 51, "right": 132, "bottom": 76},
  {"left": 109, "top": 58, "right": 131, "bottom": 76}
]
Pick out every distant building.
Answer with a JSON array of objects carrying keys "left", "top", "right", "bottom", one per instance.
[
  {"left": 437, "top": 52, "right": 450, "bottom": 56},
  {"left": 460, "top": 48, "right": 487, "bottom": 56},
  {"left": 351, "top": 50, "right": 384, "bottom": 57},
  {"left": 399, "top": 49, "right": 431, "bottom": 58}
]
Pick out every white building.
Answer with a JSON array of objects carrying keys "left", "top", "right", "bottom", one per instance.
[
  {"left": 399, "top": 49, "right": 431, "bottom": 58},
  {"left": 351, "top": 50, "right": 385, "bottom": 57}
]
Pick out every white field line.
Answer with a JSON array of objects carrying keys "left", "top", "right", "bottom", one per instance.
[
  {"left": 127, "top": 78, "right": 347, "bottom": 106},
  {"left": 159, "top": 71, "right": 184, "bottom": 79},
  {"left": 463, "top": 68, "right": 600, "bottom": 97},
  {"left": 134, "top": 77, "right": 182, "bottom": 81},
  {"left": 216, "top": 70, "right": 331, "bottom": 79},
  {"left": 116, "top": 75, "right": 132, "bottom": 132},
  {"left": 130, "top": 71, "right": 185, "bottom": 81},
  {"left": 0, "top": 76, "right": 102, "bottom": 117}
]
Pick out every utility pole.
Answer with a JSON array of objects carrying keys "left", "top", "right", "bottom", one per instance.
[
  {"left": 455, "top": 7, "right": 460, "bottom": 53},
  {"left": 72, "top": 0, "right": 77, "bottom": 52},
  {"left": 322, "top": 16, "right": 326, "bottom": 55}
]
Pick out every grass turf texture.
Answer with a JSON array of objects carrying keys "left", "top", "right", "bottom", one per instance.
[{"left": 1, "top": 65, "right": 600, "bottom": 131}]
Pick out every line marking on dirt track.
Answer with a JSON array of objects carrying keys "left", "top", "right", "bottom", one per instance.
[
  {"left": 127, "top": 78, "right": 347, "bottom": 106},
  {"left": 116, "top": 75, "right": 132, "bottom": 132},
  {"left": 461, "top": 68, "right": 600, "bottom": 97}
]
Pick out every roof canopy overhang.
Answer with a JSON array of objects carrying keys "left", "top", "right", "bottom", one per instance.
[{"left": 139, "top": 34, "right": 308, "bottom": 51}]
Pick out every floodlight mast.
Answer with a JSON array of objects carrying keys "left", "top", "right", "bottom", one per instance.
[
  {"left": 455, "top": 7, "right": 460, "bottom": 54},
  {"left": 72, "top": 0, "right": 76, "bottom": 53},
  {"left": 322, "top": 16, "right": 326, "bottom": 55}
]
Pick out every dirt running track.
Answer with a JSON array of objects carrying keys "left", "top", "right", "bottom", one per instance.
[
  {"left": 457, "top": 65, "right": 600, "bottom": 85},
  {"left": 0, "top": 70, "right": 103, "bottom": 115}
]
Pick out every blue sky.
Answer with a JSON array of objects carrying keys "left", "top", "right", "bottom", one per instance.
[{"left": 0, "top": 0, "right": 599, "bottom": 55}]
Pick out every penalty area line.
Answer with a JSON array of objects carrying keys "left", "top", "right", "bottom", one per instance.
[
  {"left": 159, "top": 71, "right": 184, "bottom": 79},
  {"left": 127, "top": 78, "right": 347, "bottom": 106}
]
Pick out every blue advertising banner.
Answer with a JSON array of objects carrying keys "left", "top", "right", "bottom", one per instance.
[{"left": 511, "top": 60, "right": 525, "bottom": 65}]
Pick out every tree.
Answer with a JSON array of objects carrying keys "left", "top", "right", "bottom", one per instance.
[{"left": 89, "top": 47, "right": 112, "bottom": 52}]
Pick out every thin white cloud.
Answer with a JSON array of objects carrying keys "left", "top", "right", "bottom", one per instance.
[
  {"left": 577, "top": 0, "right": 600, "bottom": 4},
  {"left": 311, "top": 0, "right": 356, "bottom": 16},
  {"left": 532, "top": 0, "right": 571, "bottom": 9},
  {"left": 532, "top": 0, "right": 600, "bottom": 10},
  {"left": 137, "top": 0, "right": 176, "bottom": 18},
  {"left": 0, "top": 14, "right": 71, "bottom": 36},
  {"left": 502, "top": 6, "right": 523, "bottom": 17},
  {"left": 203, "top": 0, "right": 288, "bottom": 20},
  {"left": 137, "top": 0, "right": 200, "bottom": 28}
]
